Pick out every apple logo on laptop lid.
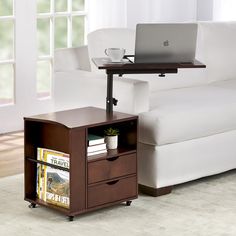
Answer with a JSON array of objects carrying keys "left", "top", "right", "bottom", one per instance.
[{"left": 163, "top": 40, "right": 170, "bottom": 47}]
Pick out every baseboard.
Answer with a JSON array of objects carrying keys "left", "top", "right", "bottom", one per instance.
[{"left": 138, "top": 184, "right": 172, "bottom": 197}]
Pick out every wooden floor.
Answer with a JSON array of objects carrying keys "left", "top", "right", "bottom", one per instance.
[{"left": 0, "top": 131, "right": 24, "bottom": 178}]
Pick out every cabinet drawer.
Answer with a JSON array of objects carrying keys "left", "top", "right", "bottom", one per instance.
[
  {"left": 88, "top": 153, "right": 136, "bottom": 184},
  {"left": 88, "top": 176, "right": 137, "bottom": 208}
]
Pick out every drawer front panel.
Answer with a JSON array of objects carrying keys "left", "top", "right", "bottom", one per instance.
[
  {"left": 88, "top": 176, "right": 137, "bottom": 208},
  {"left": 88, "top": 153, "right": 136, "bottom": 184}
]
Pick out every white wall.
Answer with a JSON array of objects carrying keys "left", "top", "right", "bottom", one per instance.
[
  {"left": 88, "top": 0, "right": 199, "bottom": 31},
  {"left": 127, "top": 0, "right": 198, "bottom": 29},
  {"left": 87, "top": 0, "right": 127, "bottom": 32},
  {"left": 151, "top": 0, "right": 197, "bottom": 23},
  {"left": 197, "top": 0, "right": 213, "bottom": 21},
  {"left": 126, "top": 0, "right": 152, "bottom": 29},
  {"left": 213, "top": 0, "right": 236, "bottom": 21}
]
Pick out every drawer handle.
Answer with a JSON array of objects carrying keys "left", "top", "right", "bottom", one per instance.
[
  {"left": 106, "top": 180, "right": 119, "bottom": 185},
  {"left": 106, "top": 156, "right": 119, "bottom": 162}
]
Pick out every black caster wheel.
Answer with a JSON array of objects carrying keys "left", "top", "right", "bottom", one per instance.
[
  {"left": 68, "top": 216, "right": 74, "bottom": 222},
  {"left": 28, "top": 203, "right": 36, "bottom": 208},
  {"left": 126, "top": 201, "right": 132, "bottom": 206}
]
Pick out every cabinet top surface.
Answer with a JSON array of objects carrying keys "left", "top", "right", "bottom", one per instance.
[{"left": 24, "top": 107, "right": 137, "bottom": 129}]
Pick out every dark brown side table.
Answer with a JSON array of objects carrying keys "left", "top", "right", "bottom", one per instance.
[{"left": 24, "top": 107, "right": 138, "bottom": 221}]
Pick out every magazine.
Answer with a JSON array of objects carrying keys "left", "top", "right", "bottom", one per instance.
[
  {"left": 45, "top": 166, "right": 70, "bottom": 208},
  {"left": 36, "top": 148, "right": 70, "bottom": 208},
  {"left": 37, "top": 148, "right": 45, "bottom": 200}
]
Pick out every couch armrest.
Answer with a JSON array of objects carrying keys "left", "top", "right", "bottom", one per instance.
[
  {"left": 54, "top": 46, "right": 91, "bottom": 72},
  {"left": 54, "top": 70, "right": 149, "bottom": 114}
]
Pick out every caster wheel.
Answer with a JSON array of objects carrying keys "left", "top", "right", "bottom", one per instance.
[
  {"left": 28, "top": 203, "right": 36, "bottom": 208},
  {"left": 126, "top": 201, "right": 132, "bottom": 206},
  {"left": 68, "top": 216, "right": 74, "bottom": 222}
]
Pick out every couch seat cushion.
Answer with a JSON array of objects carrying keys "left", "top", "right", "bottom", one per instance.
[{"left": 139, "top": 80, "right": 236, "bottom": 146}]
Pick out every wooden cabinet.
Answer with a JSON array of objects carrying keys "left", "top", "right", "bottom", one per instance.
[{"left": 24, "top": 107, "right": 138, "bottom": 221}]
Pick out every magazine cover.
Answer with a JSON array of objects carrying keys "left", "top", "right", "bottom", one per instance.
[
  {"left": 45, "top": 166, "right": 70, "bottom": 208},
  {"left": 44, "top": 149, "right": 70, "bottom": 169}
]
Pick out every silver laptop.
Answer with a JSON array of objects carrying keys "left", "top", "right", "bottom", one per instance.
[{"left": 134, "top": 23, "right": 198, "bottom": 63}]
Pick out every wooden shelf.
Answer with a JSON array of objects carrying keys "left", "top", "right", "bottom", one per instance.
[{"left": 25, "top": 197, "right": 70, "bottom": 214}]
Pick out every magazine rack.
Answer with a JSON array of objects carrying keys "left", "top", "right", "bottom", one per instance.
[{"left": 24, "top": 107, "right": 138, "bottom": 221}]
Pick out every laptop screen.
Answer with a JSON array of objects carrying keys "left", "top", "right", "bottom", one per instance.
[{"left": 135, "top": 23, "right": 198, "bottom": 63}]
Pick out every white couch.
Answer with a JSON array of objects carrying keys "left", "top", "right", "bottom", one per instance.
[{"left": 54, "top": 22, "right": 236, "bottom": 196}]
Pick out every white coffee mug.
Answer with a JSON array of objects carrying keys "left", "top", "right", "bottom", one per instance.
[{"left": 104, "top": 48, "right": 126, "bottom": 62}]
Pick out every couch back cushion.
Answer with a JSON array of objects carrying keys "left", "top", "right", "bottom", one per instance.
[
  {"left": 87, "top": 28, "right": 135, "bottom": 72},
  {"left": 198, "top": 21, "right": 236, "bottom": 83}
]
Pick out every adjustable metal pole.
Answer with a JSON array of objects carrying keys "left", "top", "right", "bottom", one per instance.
[{"left": 106, "top": 73, "right": 113, "bottom": 115}]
